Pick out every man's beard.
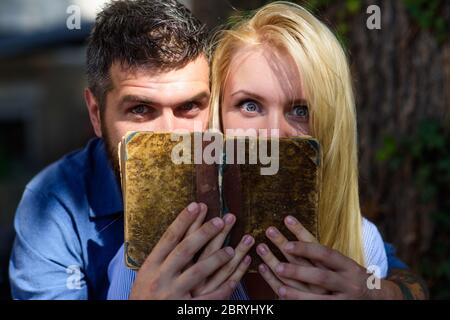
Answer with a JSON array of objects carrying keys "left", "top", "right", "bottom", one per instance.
[{"left": 100, "top": 120, "right": 122, "bottom": 186}]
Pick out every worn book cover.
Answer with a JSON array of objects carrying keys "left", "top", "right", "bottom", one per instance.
[
  {"left": 120, "top": 131, "right": 221, "bottom": 269},
  {"left": 223, "top": 136, "right": 321, "bottom": 272},
  {"left": 121, "top": 132, "right": 320, "bottom": 272}
]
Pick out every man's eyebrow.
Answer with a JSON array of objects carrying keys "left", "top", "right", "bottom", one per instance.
[
  {"left": 182, "top": 91, "right": 210, "bottom": 102},
  {"left": 119, "top": 91, "right": 210, "bottom": 107},
  {"left": 174, "top": 91, "right": 210, "bottom": 107},
  {"left": 119, "top": 95, "right": 156, "bottom": 106}
]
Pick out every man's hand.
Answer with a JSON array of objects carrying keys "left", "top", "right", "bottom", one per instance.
[
  {"left": 192, "top": 212, "right": 254, "bottom": 296},
  {"left": 129, "top": 202, "right": 252, "bottom": 299}
]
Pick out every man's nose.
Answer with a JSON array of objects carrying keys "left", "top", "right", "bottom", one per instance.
[{"left": 158, "top": 108, "right": 175, "bottom": 131}]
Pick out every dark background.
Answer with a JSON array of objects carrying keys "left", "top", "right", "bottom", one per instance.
[{"left": 0, "top": 0, "right": 449, "bottom": 299}]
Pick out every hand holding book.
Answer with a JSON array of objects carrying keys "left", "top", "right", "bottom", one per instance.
[
  {"left": 257, "top": 216, "right": 382, "bottom": 300},
  {"left": 128, "top": 202, "right": 250, "bottom": 299}
]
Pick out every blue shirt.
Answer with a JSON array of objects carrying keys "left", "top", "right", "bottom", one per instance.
[
  {"left": 9, "top": 137, "right": 408, "bottom": 300},
  {"left": 9, "top": 138, "right": 124, "bottom": 299},
  {"left": 385, "top": 242, "right": 408, "bottom": 272}
]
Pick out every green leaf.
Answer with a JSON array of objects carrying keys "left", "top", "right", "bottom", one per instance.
[
  {"left": 345, "top": 0, "right": 361, "bottom": 14},
  {"left": 376, "top": 136, "right": 397, "bottom": 162}
]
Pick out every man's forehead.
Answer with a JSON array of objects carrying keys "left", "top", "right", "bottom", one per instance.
[{"left": 109, "top": 55, "right": 210, "bottom": 86}]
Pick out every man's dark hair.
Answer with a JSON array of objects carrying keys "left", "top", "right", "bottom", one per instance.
[{"left": 86, "top": 0, "right": 208, "bottom": 109}]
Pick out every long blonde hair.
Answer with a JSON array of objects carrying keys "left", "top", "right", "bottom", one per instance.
[{"left": 209, "top": 1, "right": 365, "bottom": 266}]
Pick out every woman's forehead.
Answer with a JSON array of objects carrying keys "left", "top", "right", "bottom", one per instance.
[{"left": 225, "top": 45, "right": 305, "bottom": 101}]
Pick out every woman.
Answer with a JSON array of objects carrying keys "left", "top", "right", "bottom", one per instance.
[{"left": 208, "top": 1, "right": 422, "bottom": 299}]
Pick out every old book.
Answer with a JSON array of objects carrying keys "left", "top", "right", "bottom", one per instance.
[
  {"left": 120, "top": 132, "right": 320, "bottom": 272},
  {"left": 223, "top": 136, "right": 321, "bottom": 272},
  {"left": 120, "top": 131, "right": 221, "bottom": 269}
]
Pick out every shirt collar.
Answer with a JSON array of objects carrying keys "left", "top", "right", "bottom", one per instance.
[{"left": 87, "top": 138, "right": 123, "bottom": 219}]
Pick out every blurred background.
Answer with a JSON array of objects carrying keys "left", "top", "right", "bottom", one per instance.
[{"left": 0, "top": 0, "right": 448, "bottom": 299}]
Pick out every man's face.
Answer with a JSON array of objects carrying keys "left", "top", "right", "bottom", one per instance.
[{"left": 87, "top": 55, "right": 210, "bottom": 176}]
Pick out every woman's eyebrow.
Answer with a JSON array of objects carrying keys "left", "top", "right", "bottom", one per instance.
[
  {"left": 231, "top": 90, "right": 267, "bottom": 103},
  {"left": 289, "top": 98, "right": 308, "bottom": 106},
  {"left": 231, "top": 90, "right": 307, "bottom": 106}
]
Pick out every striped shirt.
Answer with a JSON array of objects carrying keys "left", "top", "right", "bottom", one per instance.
[{"left": 106, "top": 218, "right": 387, "bottom": 299}]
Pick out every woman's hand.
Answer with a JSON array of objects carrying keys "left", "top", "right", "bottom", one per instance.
[
  {"left": 256, "top": 216, "right": 328, "bottom": 295},
  {"left": 257, "top": 215, "right": 381, "bottom": 299}
]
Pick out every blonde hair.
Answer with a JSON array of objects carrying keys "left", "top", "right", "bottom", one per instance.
[{"left": 209, "top": 1, "right": 365, "bottom": 265}]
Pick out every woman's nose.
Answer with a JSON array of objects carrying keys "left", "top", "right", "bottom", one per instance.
[{"left": 265, "top": 110, "right": 296, "bottom": 138}]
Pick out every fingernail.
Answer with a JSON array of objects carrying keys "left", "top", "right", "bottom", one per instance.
[
  {"left": 244, "top": 255, "right": 251, "bottom": 265},
  {"left": 224, "top": 214, "right": 235, "bottom": 225},
  {"left": 259, "top": 264, "right": 267, "bottom": 273},
  {"left": 229, "top": 281, "right": 237, "bottom": 289},
  {"left": 257, "top": 244, "right": 268, "bottom": 256},
  {"left": 284, "top": 242, "right": 295, "bottom": 251},
  {"left": 267, "top": 227, "right": 279, "bottom": 238},
  {"left": 286, "top": 216, "right": 297, "bottom": 225},
  {"left": 212, "top": 217, "right": 224, "bottom": 228},
  {"left": 278, "top": 286, "right": 287, "bottom": 297},
  {"left": 187, "top": 202, "right": 199, "bottom": 214},
  {"left": 276, "top": 263, "right": 284, "bottom": 273},
  {"left": 225, "top": 246, "right": 234, "bottom": 256},
  {"left": 199, "top": 202, "right": 207, "bottom": 212},
  {"left": 243, "top": 235, "right": 254, "bottom": 246}
]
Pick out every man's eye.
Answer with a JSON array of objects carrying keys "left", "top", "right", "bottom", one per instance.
[
  {"left": 176, "top": 102, "right": 201, "bottom": 118},
  {"left": 240, "top": 100, "right": 261, "bottom": 113},
  {"left": 130, "top": 105, "right": 149, "bottom": 115},
  {"left": 179, "top": 102, "right": 198, "bottom": 112},
  {"left": 291, "top": 105, "right": 309, "bottom": 118}
]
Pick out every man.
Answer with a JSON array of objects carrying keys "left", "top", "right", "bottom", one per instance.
[
  {"left": 9, "top": 0, "right": 427, "bottom": 300},
  {"left": 9, "top": 0, "right": 249, "bottom": 300}
]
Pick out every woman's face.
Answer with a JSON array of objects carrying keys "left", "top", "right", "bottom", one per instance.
[{"left": 221, "top": 46, "right": 310, "bottom": 137}]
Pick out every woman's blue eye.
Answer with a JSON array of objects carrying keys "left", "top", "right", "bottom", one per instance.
[
  {"left": 131, "top": 105, "right": 148, "bottom": 115},
  {"left": 241, "top": 101, "right": 260, "bottom": 113},
  {"left": 291, "top": 105, "right": 309, "bottom": 118}
]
